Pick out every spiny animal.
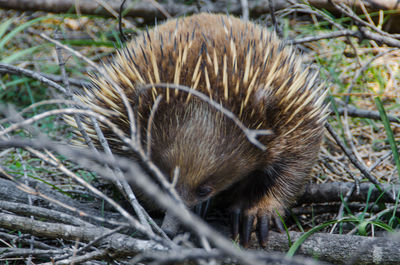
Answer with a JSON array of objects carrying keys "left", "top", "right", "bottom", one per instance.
[{"left": 70, "top": 13, "right": 328, "bottom": 247}]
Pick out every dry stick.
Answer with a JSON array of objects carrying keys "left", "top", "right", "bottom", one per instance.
[
  {"left": 342, "top": 107, "right": 364, "bottom": 172},
  {"left": 0, "top": 63, "right": 67, "bottom": 94},
  {"left": 130, "top": 249, "right": 221, "bottom": 264},
  {"left": 0, "top": 67, "right": 88, "bottom": 88},
  {"left": 0, "top": 231, "right": 55, "bottom": 250},
  {"left": 146, "top": 95, "right": 163, "bottom": 159},
  {"left": 0, "top": 99, "right": 83, "bottom": 124},
  {"left": 85, "top": 103, "right": 152, "bottom": 231},
  {"left": 268, "top": 0, "right": 282, "bottom": 37},
  {"left": 360, "top": 26, "right": 400, "bottom": 48},
  {"left": 52, "top": 225, "right": 127, "bottom": 263},
  {"left": 291, "top": 30, "right": 361, "bottom": 44},
  {"left": 335, "top": 104, "right": 400, "bottom": 123},
  {"left": 321, "top": 149, "right": 360, "bottom": 182},
  {"left": 37, "top": 33, "right": 97, "bottom": 69},
  {"left": 265, "top": 230, "right": 400, "bottom": 265},
  {"left": 325, "top": 122, "right": 396, "bottom": 202},
  {"left": 118, "top": 0, "right": 128, "bottom": 43},
  {"left": 0, "top": 108, "right": 112, "bottom": 138},
  {"left": 240, "top": 0, "right": 249, "bottom": 20},
  {"left": 0, "top": 248, "right": 65, "bottom": 259},
  {"left": 368, "top": 151, "right": 393, "bottom": 172},
  {"left": 51, "top": 249, "right": 109, "bottom": 265}
]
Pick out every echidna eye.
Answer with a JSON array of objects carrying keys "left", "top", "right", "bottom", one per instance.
[{"left": 196, "top": 185, "right": 213, "bottom": 198}]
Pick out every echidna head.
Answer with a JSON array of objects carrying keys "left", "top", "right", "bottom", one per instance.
[{"left": 150, "top": 99, "right": 263, "bottom": 208}]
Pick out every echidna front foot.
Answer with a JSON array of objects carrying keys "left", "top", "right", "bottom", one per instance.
[{"left": 230, "top": 201, "right": 286, "bottom": 248}]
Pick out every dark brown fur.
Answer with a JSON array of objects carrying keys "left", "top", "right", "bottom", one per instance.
[{"left": 71, "top": 13, "right": 327, "bottom": 239}]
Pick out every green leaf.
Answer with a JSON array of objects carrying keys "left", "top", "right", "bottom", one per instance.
[
  {"left": 15, "top": 161, "right": 21, "bottom": 168},
  {"left": 358, "top": 221, "right": 368, "bottom": 236}
]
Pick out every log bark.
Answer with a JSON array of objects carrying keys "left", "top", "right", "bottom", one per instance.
[
  {"left": 298, "top": 182, "right": 398, "bottom": 204},
  {"left": 262, "top": 231, "right": 400, "bottom": 265},
  {"left": 0, "top": 0, "right": 399, "bottom": 23},
  {"left": 0, "top": 212, "right": 167, "bottom": 255}
]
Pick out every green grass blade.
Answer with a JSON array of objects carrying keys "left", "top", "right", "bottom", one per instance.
[
  {"left": 374, "top": 97, "right": 400, "bottom": 179},
  {"left": 389, "top": 186, "right": 400, "bottom": 227},
  {"left": 287, "top": 218, "right": 358, "bottom": 257},
  {"left": 1, "top": 45, "right": 45, "bottom": 63},
  {"left": 276, "top": 209, "right": 291, "bottom": 247},
  {"left": 370, "top": 220, "right": 394, "bottom": 232},
  {"left": 0, "top": 18, "right": 14, "bottom": 40},
  {"left": 0, "top": 15, "right": 53, "bottom": 50}
]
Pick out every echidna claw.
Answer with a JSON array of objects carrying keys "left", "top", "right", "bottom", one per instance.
[
  {"left": 274, "top": 216, "right": 285, "bottom": 233},
  {"left": 257, "top": 214, "right": 270, "bottom": 247},
  {"left": 241, "top": 214, "right": 255, "bottom": 247},
  {"left": 231, "top": 209, "right": 240, "bottom": 240}
]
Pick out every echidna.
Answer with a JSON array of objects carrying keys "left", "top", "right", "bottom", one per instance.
[{"left": 70, "top": 13, "right": 328, "bottom": 247}]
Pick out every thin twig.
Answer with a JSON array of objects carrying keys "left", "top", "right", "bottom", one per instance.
[
  {"left": 146, "top": 95, "right": 163, "bottom": 158},
  {"left": 0, "top": 63, "right": 67, "bottom": 94}
]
